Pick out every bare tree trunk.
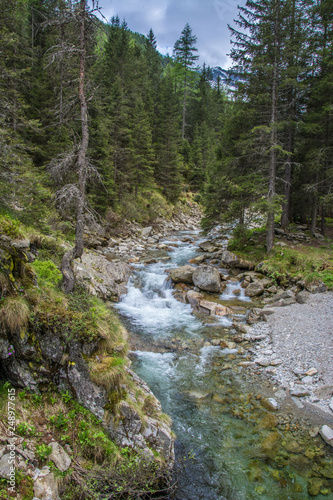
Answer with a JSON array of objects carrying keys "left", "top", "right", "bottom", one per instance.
[{"left": 61, "top": 0, "right": 88, "bottom": 294}]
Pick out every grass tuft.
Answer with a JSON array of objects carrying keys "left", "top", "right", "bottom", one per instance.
[{"left": 0, "top": 295, "right": 30, "bottom": 331}]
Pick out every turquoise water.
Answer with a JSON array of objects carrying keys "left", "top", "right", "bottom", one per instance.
[{"left": 115, "top": 232, "right": 333, "bottom": 500}]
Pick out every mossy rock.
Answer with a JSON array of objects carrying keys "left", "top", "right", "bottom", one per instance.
[{"left": 308, "top": 478, "right": 324, "bottom": 496}]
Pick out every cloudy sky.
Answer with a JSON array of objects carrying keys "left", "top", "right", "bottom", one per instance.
[{"left": 96, "top": 0, "right": 246, "bottom": 69}]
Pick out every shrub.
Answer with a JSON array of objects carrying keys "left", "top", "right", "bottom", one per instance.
[
  {"left": 35, "top": 443, "right": 52, "bottom": 462},
  {"left": 17, "top": 422, "right": 37, "bottom": 436},
  {"left": 32, "top": 260, "right": 62, "bottom": 287},
  {"left": 0, "top": 215, "right": 23, "bottom": 239}
]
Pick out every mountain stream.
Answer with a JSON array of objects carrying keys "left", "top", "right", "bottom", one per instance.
[{"left": 115, "top": 230, "right": 333, "bottom": 500}]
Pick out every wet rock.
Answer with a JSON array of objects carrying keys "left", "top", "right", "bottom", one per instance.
[
  {"left": 319, "top": 425, "right": 333, "bottom": 447},
  {"left": 188, "top": 391, "right": 210, "bottom": 399},
  {"left": 198, "top": 241, "right": 219, "bottom": 253},
  {"left": 196, "top": 300, "right": 231, "bottom": 316},
  {"left": 169, "top": 265, "right": 195, "bottom": 284},
  {"left": 261, "top": 398, "right": 280, "bottom": 411},
  {"left": 49, "top": 442, "right": 71, "bottom": 472},
  {"left": 192, "top": 265, "right": 221, "bottom": 293},
  {"left": 189, "top": 254, "right": 208, "bottom": 264},
  {"left": 260, "top": 414, "right": 279, "bottom": 429},
  {"left": 186, "top": 290, "right": 202, "bottom": 307},
  {"left": 308, "top": 477, "right": 324, "bottom": 497},
  {"left": 245, "top": 282, "right": 264, "bottom": 297}
]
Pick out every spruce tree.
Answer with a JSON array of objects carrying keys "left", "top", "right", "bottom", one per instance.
[{"left": 173, "top": 23, "right": 199, "bottom": 140}]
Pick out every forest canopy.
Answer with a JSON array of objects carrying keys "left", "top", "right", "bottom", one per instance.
[{"left": 0, "top": 0, "right": 332, "bottom": 253}]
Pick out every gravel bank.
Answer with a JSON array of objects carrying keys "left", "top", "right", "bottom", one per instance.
[{"left": 248, "top": 291, "right": 333, "bottom": 420}]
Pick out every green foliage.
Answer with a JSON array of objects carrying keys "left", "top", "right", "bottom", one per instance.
[
  {"left": 50, "top": 411, "right": 69, "bottom": 430},
  {"left": 116, "top": 189, "right": 173, "bottom": 224},
  {"left": 17, "top": 422, "right": 36, "bottom": 436},
  {"left": 32, "top": 260, "right": 62, "bottom": 287},
  {"left": 0, "top": 214, "right": 23, "bottom": 238},
  {"left": 35, "top": 443, "right": 52, "bottom": 462}
]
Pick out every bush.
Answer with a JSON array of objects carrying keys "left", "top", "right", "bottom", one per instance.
[
  {"left": 0, "top": 214, "right": 23, "bottom": 239},
  {"left": 35, "top": 443, "right": 52, "bottom": 462},
  {"left": 32, "top": 260, "right": 62, "bottom": 287}
]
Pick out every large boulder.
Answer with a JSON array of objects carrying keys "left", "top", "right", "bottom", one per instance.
[
  {"left": 192, "top": 265, "right": 221, "bottom": 293},
  {"left": 245, "top": 281, "right": 265, "bottom": 297},
  {"left": 73, "top": 250, "right": 131, "bottom": 301},
  {"left": 198, "top": 240, "right": 220, "bottom": 253},
  {"left": 169, "top": 265, "right": 195, "bottom": 284},
  {"left": 221, "top": 251, "right": 254, "bottom": 270},
  {"left": 221, "top": 250, "right": 240, "bottom": 268}
]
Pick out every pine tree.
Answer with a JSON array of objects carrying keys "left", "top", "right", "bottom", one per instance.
[
  {"left": 173, "top": 23, "right": 199, "bottom": 140},
  {"left": 154, "top": 76, "right": 183, "bottom": 200},
  {"left": 229, "top": 0, "right": 288, "bottom": 252}
]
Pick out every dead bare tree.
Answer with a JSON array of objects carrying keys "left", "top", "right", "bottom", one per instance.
[{"left": 45, "top": 0, "right": 102, "bottom": 293}]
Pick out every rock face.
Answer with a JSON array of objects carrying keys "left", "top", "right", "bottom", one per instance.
[
  {"left": 192, "top": 265, "right": 221, "bottom": 292},
  {"left": 0, "top": 236, "right": 174, "bottom": 467},
  {"left": 169, "top": 265, "right": 195, "bottom": 284},
  {"left": 108, "top": 369, "right": 174, "bottom": 462},
  {"left": 73, "top": 250, "right": 131, "bottom": 301}
]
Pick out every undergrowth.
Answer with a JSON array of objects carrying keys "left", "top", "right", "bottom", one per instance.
[
  {"left": 0, "top": 383, "right": 173, "bottom": 500},
  {"left": 227, "top": 226, "right": 333, "bottom": 288}
]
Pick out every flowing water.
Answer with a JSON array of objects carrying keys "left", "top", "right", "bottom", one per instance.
[{"left": 115, "top": 231, "right": 333, "bottom": 500}]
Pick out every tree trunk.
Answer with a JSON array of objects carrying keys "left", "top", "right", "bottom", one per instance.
[
  {"left": 182, "top": 67, "right": 187, "bottom": 140},
  {"left": 310, "top": 196, "right": 317, "bottom": 235},
  {"left": 281, "top": 131, "right": 292, "bottom": 228},
  {"left": 266, "top": 2, "right": 280, "bottom": 253},
  {"left": 61, "top": 0, "right": 88, "bottom": 293},
  {"left": 266, "top": 60, "right": 278, "bottom": 253}
]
